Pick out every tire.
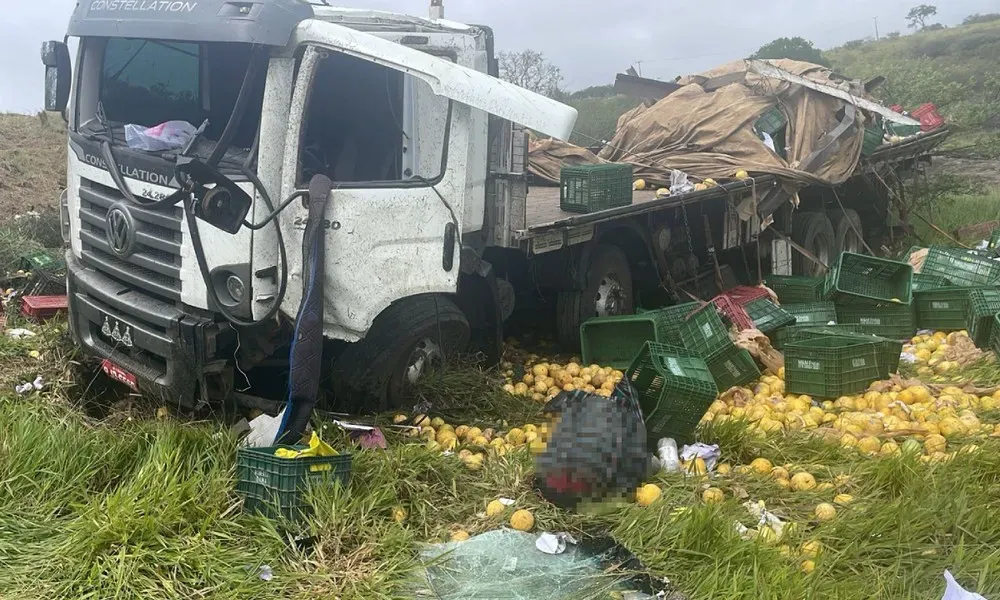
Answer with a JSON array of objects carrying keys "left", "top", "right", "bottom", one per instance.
[
  {"left": 556, "top": 244, "right": 634, "bottom": 349},
  {"left": 830, "top": 208, "right": 864, "bottom": 256},
  {"left": 792, "top": 212, "right": 836, "bottom": 277},
  {"left": 334, "top": 295, "right": 470, "bottom": 412}
]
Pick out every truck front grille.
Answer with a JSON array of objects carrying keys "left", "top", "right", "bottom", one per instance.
[{"left": 78, "top": 178, "right": 183, "bottom": 302}]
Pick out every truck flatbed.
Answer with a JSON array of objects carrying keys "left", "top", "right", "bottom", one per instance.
[{"left": 519, "top": 176, "right": 779, "bottom": 242}]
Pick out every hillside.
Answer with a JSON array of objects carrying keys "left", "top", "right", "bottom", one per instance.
[
  {"left": 0, "top": 112, "right": 66, "bottom": 217},
  {"left": 826, "top": 20, "right": 1000, "bottom": 131}
]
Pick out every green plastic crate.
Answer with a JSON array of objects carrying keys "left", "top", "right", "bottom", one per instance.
[
  {"left": 20, "top": 249, "right": 65, "bottom": 272},
  {"left": 581, "top": 314, "right": 674, "bottom": 369},
  {"left": 921, "top": 246, "right": 1000, "bottom": 288},
  {"left": 627, "top": 342, "right": 719, "bottom": 445},
  {"left": 967, "top": 289, "right": 1000, "bottom": 348},
  {"left": 836, "top": 302, "right": 916, "bottom": 340},
  {"left": 559, "top": 163, "right": 633, "bottom": 214},
  {"left": 824, "top": 252, "right": 914, "bottom": 306},
  {"left": 914, "top": 287, "right": 977, "bottom": 332},
  {"left": 783, "top": 302, "right": 838, "bottom": 326},
  {"left": 765, "top": 275, "right": 826, "bottom": 303},
  {"left": 992, "top": 313, "right": 1000, "bottom": 358},
  {"left": 888, "top": 123, "right": 921, "bottom": 137},
  {"left": 755, "top": 106, "right": 787, "bottom": 136},
  {"left": 707, "top": 347, "right": 760, "bottom": 392},
  {"left": 745, "top": 298, "right": 797, "bottom": 335},
  {"left": 784, "top": 336, "right": 881, "bottom": 399},
  {"left": 772, "top": 323, "right": 861, "bottom": 350},
  {"left": 912, "top": 273, "right": 951, "bottom": 292},
  {"left": 862, "top": 127, "right": 884, "bottom": 156},
  {"left": 790, "top": 329, "right": 902, "bottom": 379},
  {"left": 641, "top": 302, "right": 700, "bottom": 340},
  {"left": 237, "top": 445, "right": 352, "bottom": 521},
  {"left": 679, "top": 304, "right": 732, "bottom": 358}
]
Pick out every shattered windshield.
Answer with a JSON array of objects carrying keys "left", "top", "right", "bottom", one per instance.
[{"left": 80, "top": 37, "right": 265, "bottom": 157}]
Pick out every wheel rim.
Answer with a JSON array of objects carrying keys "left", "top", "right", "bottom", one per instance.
[
  {"left": 843, "top": 230, "right": 863, "bottom": 254},
  {"left": 404, "top": 338, "right": 442, "bottom": 385},
  {"left": 595, "top": 275, "right": 627, "bottom": 317}
]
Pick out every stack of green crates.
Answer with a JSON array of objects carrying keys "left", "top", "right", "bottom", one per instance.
[
  {"left": 992, "top": 313, "right": 1000, "bottom": 358},
  {"left": 765, "top": 275, "right": 826, "bottom": 303},
  {"left": 784, "top": 336, "right": 882, "bottom": 398},
  {"left": 920, "top": 246, "right": 1000, "bottom": 288},
  {"left": 771, "top": 303, "right": 840, "bottom": 349},
  {"left": 680, "top": 304, "right": 760, "bottom": 391},
  {"left": 788, "top": 328, "right": 902, "bottom": 379},
  {"left": 560, "top": 163, "right": 633, "bottom": 214},
  {"left": 626, "top": 342, "right": 719, "bottom": 445},
  {"left": 911, "top": 273, "right": 951, "bottom": 292},
  {"left": 580, "top": 303, "right": 698, "bottom": 369},
  {"left": 826, "top": 252, "right": 916, "bottom": 341},
  {"left": 967, "top": 289, "right": 1000, "bottom": 348},
  {"left": 913, "top": 287, "right": 978, "bottom": 332}
]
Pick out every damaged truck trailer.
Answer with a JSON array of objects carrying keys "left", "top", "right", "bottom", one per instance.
[{"left": 41, "top": 0, "right": 948, "bottom": 414}]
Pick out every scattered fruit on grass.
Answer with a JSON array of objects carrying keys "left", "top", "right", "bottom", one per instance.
[
  {"left": 901, "top": 438, "right": 923, "bottom": 456},
  {"left": 790, "top": 472, "right": 817, "bottom": 491},
  {"left": 814, "top": 503, "right": 837, "bottom": 522},
  {"left": 413, "top": 414, "right": 430, "bottom": 427},
  {"left": 393, "top": 414, "right": 408, "bottom": 424},
  {"left": 925, "top": 434, "right": 947, "bottom": 455},
  {"left": 636, "top": 484, "right": 662, "bottom": 507},
  {"left": 750, "top": 458, "right": 773, "bottom": 474},
  {"left": 858, "top": 436, "right": 882, "bottom": 455},
  {"left": 771, "top": 466, "right": 790, "bottom": 480},
  {"left": 775, "top": 478, "right": 791, "bottom": 490},
  {"left": 702, "top": 487, "right": 725, "bottom": 504},
  {"left": 800, "top": 540, "right": 822, "bottom": 558},
  {"left": 450, "top": 530, "right": 471, "bottom": 542},
  {"left": 833, "top": 494, "right": 854, "bottom": 506},
  {"left": 716, "top": 463, "right": 732, "bottom": 475},
  {"left": 392, "top": 506, "right": 408, "bottom": 523},
  {"left": 815, "top": 482, "right": 835, "bottom": 492},
  {"left": 486, "top": 500, "right": 506, "bottom": 517},
  {"left": 686, "top": 457, "right": 708, "bottom": 476},
  {"left": 463, "top": 453, "right": 484, "bottom": 471},
  {"left": 801, "top": 560, "right": 816, "bottom": 574},
  {"left": 510, "top": 509, "right": 535, "bottom": 531}
]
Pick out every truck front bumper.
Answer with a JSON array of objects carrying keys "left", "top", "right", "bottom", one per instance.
[{"left": 66, "top": 251, "right": 222, "bottom": 406}]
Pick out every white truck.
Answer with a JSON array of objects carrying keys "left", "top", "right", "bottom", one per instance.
[{"left": 42, "top": 0, "right": 944, "bottom": 413}]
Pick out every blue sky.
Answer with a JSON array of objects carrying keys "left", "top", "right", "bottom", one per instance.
[{"left": 2, "top": 0, "right": 997, "bottom": 113}]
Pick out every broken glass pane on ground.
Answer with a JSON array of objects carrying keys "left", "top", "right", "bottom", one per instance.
[{"left": 411, "top": 529, "right": 682, "bottom": 600}]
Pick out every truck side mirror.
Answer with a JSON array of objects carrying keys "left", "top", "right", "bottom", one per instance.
[{"left": 41, "top": 41, "right": 71, "bottom": 114}]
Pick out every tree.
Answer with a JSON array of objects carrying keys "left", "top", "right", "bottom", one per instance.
[
  {"left": 907, "top": 4, "right": 938, "bottom": 30},
  {"left": 750, "top": 37, "right": 830, "bottom": 67},
  {"left": 497, "top": 50, "right": 564, "bottom": 97},
  {"left": 886, "top": 31, "right": 902, "bottom": 39}
]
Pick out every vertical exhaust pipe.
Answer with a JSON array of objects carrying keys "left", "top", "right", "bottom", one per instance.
[{"left": 430, "top": 0, "right": 444, "bottom": 20}]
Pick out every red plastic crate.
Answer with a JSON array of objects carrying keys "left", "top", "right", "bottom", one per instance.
[
  {"left": 709, "top": 294, "right": 755, "bottom": 331},
  {"left": 724, "top": 286, "right": 772, "bottom": 307},
  {"left": 911, "top": 103, "right": 944, "bottom": 132},
  {"left": 889, "top": 104, "right": 904, "bottom": 113},
  {"left": 22, "top": 295, "right": 67, "bottom": 321}
]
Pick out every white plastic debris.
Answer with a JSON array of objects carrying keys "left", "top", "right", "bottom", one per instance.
[
  {"left": 535, "top": 532, "right": 578, "bottom": 555},
  {"left": 656, "top": 438, "right": 682, "bottom": 473},
  {"left": 942, "top": 570, "right": 986, "bottom": 600},
  {"left": 7, "top": 328, "right": 36, "bottom": 339},
  {"left": 258, "top": 565, "right": 274, "bottom": 582},
  {"left": 125, "top": 120, "right": 197, "bottom": 151},
  {"left": 499, "top": 498, "right": 516, "bottom": 506},
  {"left": 15, "top": 376, "right": 44, "bottom": 396},
  {"left": 743, "top": 499, "right": 788, "bottom": 540},
  {"left": 680, "top": 443, "right": 721, "bottom": 472},
  {"left": 669, "top": 170, "right": 695, "bottom": 195},
  {"left": 900, "top": 352, "right": 919, "bottom": 364},
  {"left": 243, "top": 410, "right": 286, "bottom": 448}
]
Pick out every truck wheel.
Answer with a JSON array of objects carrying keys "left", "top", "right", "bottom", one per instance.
[
  {"left": 556, "top": 244, "right": 634, "bottom": 349},
  {"left": 334, "top": 295, "right": 470, "bottom": 412},
  {"left": 830, "top": 208, "right": 864, "bottom": 255},
  {"left": 792, "top": 212, "right": 836, "bottom": 277}
]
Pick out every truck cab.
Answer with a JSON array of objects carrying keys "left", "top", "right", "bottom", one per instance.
[{"left": 44, "top": 0, "right": 577, "bottom": 410}]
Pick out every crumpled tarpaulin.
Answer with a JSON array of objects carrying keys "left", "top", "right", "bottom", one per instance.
[
  {"left": 527, "top": 135, "right": 607, "bottom": 184},
  {"left": 529, "top": 59, "right": 871, "bottom": 194}
]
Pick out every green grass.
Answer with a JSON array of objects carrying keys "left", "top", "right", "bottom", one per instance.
[
  {"left": 5, "top": 323, "right": 1000, "bottom": 599},
  {"left": 903, "top": 175, "right": 1000, "bottom": 245}
]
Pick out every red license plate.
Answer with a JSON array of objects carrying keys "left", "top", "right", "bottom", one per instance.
[{"left": 101, "top": 359, "right": 138, "bottom": 391}]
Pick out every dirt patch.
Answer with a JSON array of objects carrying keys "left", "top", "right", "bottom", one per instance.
[
  {"left": 0, "top": 112, "right": 67, "bottom": 219},
  {"left": 928, "top": 156, "right": 1000, "bottom": 186}
]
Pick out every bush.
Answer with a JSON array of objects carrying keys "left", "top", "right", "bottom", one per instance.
[{"left": 964, "top": 13, "right": 1000, "bottom": 26}]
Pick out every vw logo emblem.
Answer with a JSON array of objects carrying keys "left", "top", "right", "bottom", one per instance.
[{"left": 105, "top": 205, "right": 136, "bottom": 257}]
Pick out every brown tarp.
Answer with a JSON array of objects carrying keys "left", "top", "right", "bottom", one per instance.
[
  {"left": 527, "top": 135, "right": 607, "bottom": 184},
  {"left": 529, "top": 59, "right": 872, "bottom": 192}
]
